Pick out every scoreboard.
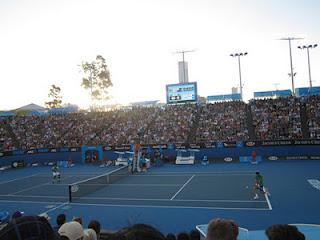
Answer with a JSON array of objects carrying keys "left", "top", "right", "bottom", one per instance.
[{"left": 166, "top": 82, "right": 198, "bottom": 104}]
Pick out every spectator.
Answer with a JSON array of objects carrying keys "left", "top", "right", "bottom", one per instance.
[
  {"left": 73, "top": 216, "right": 83, "bottom": 225},
  {"left": 189, "top": 229, "right": 200, "bottom": 240},
  {"left": 0, "top": 215, "right": 57, "bottom": 240},
  {"left": 11, "top": 211, "right": 24, "bottom": 220},
  {"left": 177, "top": 231, "right": 190, "bottom": 240},
  {"left": 205, "top": 218, "right": 238, "bottom": 240},
  {"left": 58, "top": 221, "right": 84, "bottom": 240},
  {"left": 53, "top": 213, "right": 67, "bottom": 233},
  {"left": 88, "top": 220, "right": 101, "bottom": 240},
  {"left": 265, "top": 224, "right": 305, "bottom": 240},
  {"left": 114, "top": 223, "right": 166, "bottom": 240},
  {"left": 84, "top": 228, "right": 97, "bottom": 240},
  {"left": 166, "top": 233, "right": 176, "bottom": 240}
]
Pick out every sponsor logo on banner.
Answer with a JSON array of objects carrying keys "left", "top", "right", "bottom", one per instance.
[
  {"left": 224, "top": 157, "right": 233, "bottom": 162},
  {"left": 27, "top": 149, "right": 35, "bottom": 154},
  {"left": 268, "top": 156, "right": 278, "bottom": 161},
  {"left": 70, "top": 148, "right": 78, "bottom": 152},
  {"left": 50, "top": 148, "right": 57, "bottom": 153},
  {"left": 246, "top": 141, "right": 256, "bottom": 147}
]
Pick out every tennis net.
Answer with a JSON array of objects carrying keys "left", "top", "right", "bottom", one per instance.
[{"left": 68, "top": 166, "right": 130, "bottom": 202}]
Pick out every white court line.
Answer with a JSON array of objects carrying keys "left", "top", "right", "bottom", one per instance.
[
  {"left": 170, "top": 175, "right": 195, "bottom": 200},
  {"left": 39, "top": 202, "right": 69, "bottom": 215},
  {"left": 0, "top": 173, "right": 40, "bottom": 185},
  {"left": 9, "top": 182, "right": 52, "bottom": 195},
  {"left": 77, "top": 196, "right": 266, "bottom": 203},
  {"left": 47, "top": 183, "right": 181, "bottom": 187},
  {"left": 0, "top": 199, "right": 271, "bottom": 211},
  {"left": 265, "top": 193, "right": 272, "bottom": 210},
  {"left": 7, "top": 174, "right": 77, "bottom": 196},
  {"left": 3, "top": 194, "right": 67, "bottom": 199},
  {"left": 69, "top": 202, "right": 271, "bottom": 211}
]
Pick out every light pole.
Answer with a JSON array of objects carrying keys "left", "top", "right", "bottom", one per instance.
[
  {"left": 297, "top": 44, "right": 318, "bottom": 92},
  {"left": 230, "top": 52, "right": 247, "bottom": 101},
  {"left": 279, "top": 37, "right": 303, "bottom": 96}
]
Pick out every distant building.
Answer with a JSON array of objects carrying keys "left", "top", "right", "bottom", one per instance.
[
  {"left": 178, "top": 61, "right": 189, "bottom": 83},
  {"left": 232, "top": 87, "right": 239, "bottom": 94}
]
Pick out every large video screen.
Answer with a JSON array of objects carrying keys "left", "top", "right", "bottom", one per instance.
[{"left": 166, "top": 82, "right": 198, "bottom": 104}]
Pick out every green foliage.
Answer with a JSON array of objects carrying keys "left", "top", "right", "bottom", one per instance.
[
  {"left": 45, "top": 85, "right": 62, "bottom": 108},
  {"left": 80, "top": 55, "right": 112, "bottom": 104}
]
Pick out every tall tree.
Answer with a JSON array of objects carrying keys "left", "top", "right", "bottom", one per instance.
[
  {"left": 45, "top": 84, "right": 62, "bottom": 108},
  {"left": 80, "top": 55, "right": 112, "bottom": 108}
]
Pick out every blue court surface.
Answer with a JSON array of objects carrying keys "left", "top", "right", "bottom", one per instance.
[{"left": 0, "top": 160, "right": 319, "bottom": 235}]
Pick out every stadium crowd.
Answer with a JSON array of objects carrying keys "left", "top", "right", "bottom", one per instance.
[
  {"left": 0, "top": 211, "right": 306, "bottom": 240},
  {"left": 1, "top": 96, "right": 320, "bottom": 152}
]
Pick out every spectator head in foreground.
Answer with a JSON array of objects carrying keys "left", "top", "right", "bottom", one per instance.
[
  {"left": 58, "top": 221, "right": 84, "bottom": 240},
  {"left": 11, "top": 211, "right": 24, "bottom": 220},
  {"left": 0, "top": 215, "right": 57, "bottom": 240},
  {"left": 113, "top": 223, "right": 166, "bottom": 240},
  {"left": 265, "top": 224, "right": 305, "bottom": 240},
  {"left": 205, "top": 218, "right": 239, "bottom": 240},
  {"left": 72, "top": 216, "right": 83, "bottom": 225},
  {"left": 189, "top": 229, "right": 200, "bottom": 240},
  {"left": 84, "top": 228, "right": 97, "bottom": 240},
  {"left": 88, "top": 220, "right": 101, "bottom": 239},
  {"left": 57, "top": 213, "right": 67, "bottom": 227}
]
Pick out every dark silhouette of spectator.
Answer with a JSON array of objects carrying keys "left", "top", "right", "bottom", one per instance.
[
  {"left": 0, "top": 215, "right": 57, "bottom": 240},
  {"left": 113, "top": 223, "right": 166, "bottom": 240},
  {"left": 177, "top": 231, "right": 190, "bottom": 240},
  {"left": 88, "top": 220, "right": 101, "bottom": 240},
  {"left": 53, "top": 213, "right": 66, "bottom": 233},
  {"left": 205, "top": 218, "right": 238, "bottom": 240},
  {"left": 166, "top": 233, "right": 176, "bottom": 240},
  {"left": 265, "top": 224, "right": 305, "bottom": 240},
  {"left": 189, "top": 229, "right": 200, "bottom": 240}
]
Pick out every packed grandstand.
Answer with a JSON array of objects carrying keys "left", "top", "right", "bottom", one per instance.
[{"left": 1, "top": 95, "right": 319, "bottom": 152}]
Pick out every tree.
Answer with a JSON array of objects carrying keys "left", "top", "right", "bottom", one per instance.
[
  {"left": 45, "top": 84, "right": 62, "bottom": 108},
  {"left": 80, "top": 55, "right": 112, "bottom": 108}
]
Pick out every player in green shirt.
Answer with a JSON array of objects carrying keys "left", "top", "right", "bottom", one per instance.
[
  {"left": 52, "top": 164, "right": 60, "bottom": 183},
  {"left": 253, "top": 171, "right": 270, "bottom": 199}
]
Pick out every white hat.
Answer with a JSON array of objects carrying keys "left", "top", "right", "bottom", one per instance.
[
  {"left": 58, "top": 221, "right": 84, "bottom": 240},
  {"left": 38, "top": 212, "right": 51, "bottom": 220}
]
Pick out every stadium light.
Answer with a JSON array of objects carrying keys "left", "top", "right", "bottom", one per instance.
[
  {"left": 230, "top": 52, "right": 248, "bottom": 101},
  {"left": 297, "top": 44, "right": 318, "bottom": 92},
  {"left": 278, "top": 37, "right": 303, "bottom": 96}
]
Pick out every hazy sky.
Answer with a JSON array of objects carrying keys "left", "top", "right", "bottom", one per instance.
[{"left": 0, "top": 0, "right": 319, "bottom": 110}]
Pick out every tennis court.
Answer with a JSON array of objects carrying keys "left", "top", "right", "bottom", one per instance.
[{"left": 0, "top": 166, "right": 271, "bottom": 210}]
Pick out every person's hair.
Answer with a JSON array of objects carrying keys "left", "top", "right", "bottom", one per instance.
[
  {"left": 177, "top": 231, "right": 190, "bottom": 240},
  {"left": 88, "top": 220, "right": 101, "bottom": 235},
  {"left": 166, "top": 233, "right": 176, "bottom": 240},
  {"left": 189, "top": 229, "right": 200, "bottom": 240},
  {"left": 265, "top": 224, "right": 305, "bottom": 240},
  {"left": 0, "top": 215, "right": 57, "bottom": 240},
  {"left": 115, "top": 223, "right": 165, "bottom": 240},
  {"left": 205, "top": 218, "right": 239, "bottom": 240},
  {"left": 56, "top": 214, "right": 66, "bottom": 227},
  {"left": 72, "top": 216, "right": 82, "bottom": 225}
]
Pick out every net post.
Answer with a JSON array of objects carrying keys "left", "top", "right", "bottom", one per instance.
[{"left": 68, "top": 185, "right": 72, "bottom": 202}]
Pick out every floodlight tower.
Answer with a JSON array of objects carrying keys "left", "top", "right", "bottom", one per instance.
[
  {"left": 230, "top": 52, "right": 248, "bottom": 101},
  {"left": 174, "top": 49, "right": 196, "bottom": 83},
  {"left": 278, "top": 37, "right": 303, "bottom": 95},
  {"left": 297, "top": 44, "right": 318, "bottom": 91}
]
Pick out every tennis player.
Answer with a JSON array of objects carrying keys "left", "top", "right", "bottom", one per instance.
[
  {"left": 52, "top": 163, "right": 61, "bottom": 183},
  {"left": 253, "top": 171, "right": 270, "bottom": 199}
]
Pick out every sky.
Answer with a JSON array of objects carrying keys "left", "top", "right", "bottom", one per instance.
[{"left": 0, "top": 0, "right": 320, "bottom": 110}]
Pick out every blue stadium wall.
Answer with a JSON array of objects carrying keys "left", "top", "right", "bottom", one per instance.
[{"left": 1, "top": 140, "right": 320, "bottom": 167}]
